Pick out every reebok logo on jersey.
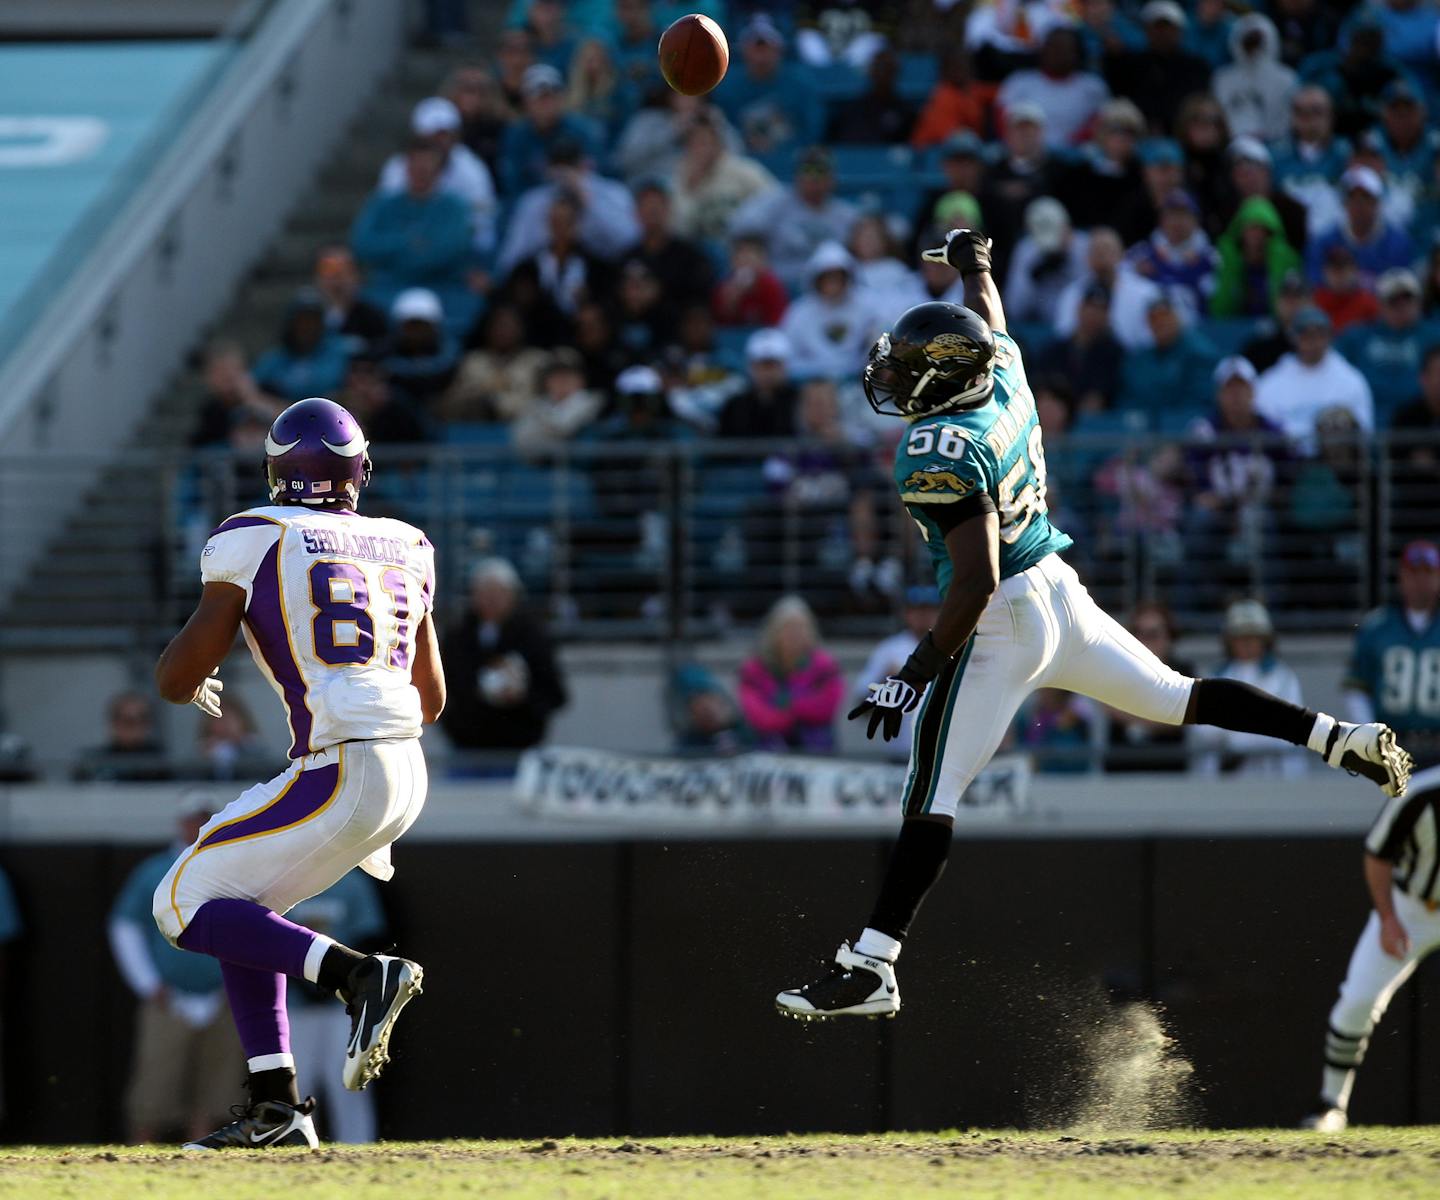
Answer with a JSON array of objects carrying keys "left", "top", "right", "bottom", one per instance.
[{"left": 903, "top": 467, "right": 975, "bottom": 496}]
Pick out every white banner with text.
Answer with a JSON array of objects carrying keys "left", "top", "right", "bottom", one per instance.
[{"left": 514, "top": 747, "right": 1031, "bottom": 827}]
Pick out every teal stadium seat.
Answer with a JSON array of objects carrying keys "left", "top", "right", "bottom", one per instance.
[{"left": 896, "top": 53, "right": 939, "bottom": 102}]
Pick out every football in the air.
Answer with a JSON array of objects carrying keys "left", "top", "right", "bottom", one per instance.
[{"left": 658, "top": 13, "right": 729, "bottom": 96}]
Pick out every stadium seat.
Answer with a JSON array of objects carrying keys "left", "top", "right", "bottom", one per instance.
[
  {"left": 712, "top": 326, "right": 757, "bottom": 372},
  {"left": 442, "top": 422, "right": 512, "bottom": 447},
  {"left": 806, "top": 61, "right": 866, "bottom": 103},
  {"left": 896, "top": 53, "right": 939, "bottom": 101}
]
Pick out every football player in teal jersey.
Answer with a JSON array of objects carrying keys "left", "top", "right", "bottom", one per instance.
[
  {"left": 1345, "top": 540, "right": 1440, "bottom": 770},
  {"left": 776, "top": 229, "right": 1416, "bottom": 1022}
]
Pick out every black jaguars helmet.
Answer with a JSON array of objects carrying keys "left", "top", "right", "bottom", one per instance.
[{"left": 862, "top": 302, "right": 996, "bottom": 419}]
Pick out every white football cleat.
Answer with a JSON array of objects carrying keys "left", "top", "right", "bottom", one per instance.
[
  {"left": 776, "top": 942, "right": 900, "bottom": 1021},
  {"left": 1325, "top": 722, "right": 1413, "bottom": 797},
  {"left": 341, "top": 954, "right": 424, "bottom": 1091},
  {"left": 1299, "top": 1105, "right": 1348, "bottom": 1133}
]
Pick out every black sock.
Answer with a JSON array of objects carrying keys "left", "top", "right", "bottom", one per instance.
[
  {"left": 248, "top": 1067, "right": 299, "bottom": 1107},
  {"left": 865, "top": 819, "right": 953, "bottom": 942},
  {"left": 317, "top": 943, "right": 366, "bottom": 994},
  {"left": 1189, "top": 677, "right": 1319, "bottom": 747}
]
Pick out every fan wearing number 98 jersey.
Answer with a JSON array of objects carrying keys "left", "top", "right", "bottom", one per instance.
[{"left": 149, "top": 398, "right": 444, "bottom": 1143}]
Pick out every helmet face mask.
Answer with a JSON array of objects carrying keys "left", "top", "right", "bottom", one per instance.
[
  {"left": 262, "top": 397, "right": 372, "bottom": 508},
  {"left": 862, "top": 302, "right": 996, "bottom": 419}
]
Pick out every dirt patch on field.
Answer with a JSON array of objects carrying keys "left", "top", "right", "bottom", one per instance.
[{"left": 19, "top": 1132, "right": 1420, "bottom": 1169}]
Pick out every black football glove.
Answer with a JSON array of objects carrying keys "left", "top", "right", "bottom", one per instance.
[
  {"left": 848, "top": 632, "right": 950, "bottom": 742},
  {"left": 921, "top": 228, "right": 993, "bottom": 276}
]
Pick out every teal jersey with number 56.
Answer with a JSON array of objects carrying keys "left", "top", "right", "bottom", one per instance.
[{"left": 893, "top": 329, "right": 1072, "bottom": 597}]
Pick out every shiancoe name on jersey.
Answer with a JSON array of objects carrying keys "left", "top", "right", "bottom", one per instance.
[{"left": 299, "top": 528, "right": 411, "bottom": 566}]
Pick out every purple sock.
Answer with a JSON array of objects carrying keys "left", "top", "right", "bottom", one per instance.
[
  {"left": 177, "top": 898, "right": 318, "bottom": 980},
  {"left": 221, "top": 961, "right": 291, "bottom": 1063}
]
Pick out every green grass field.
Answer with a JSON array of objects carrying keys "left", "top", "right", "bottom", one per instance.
[{"left": 3, "top": 1130, "right": 1440, "bottom": 1199}]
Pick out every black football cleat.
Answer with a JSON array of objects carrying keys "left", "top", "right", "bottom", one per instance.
[
  {"left": 342, "top": 953, "right": 424, "bottom": 1090},
  {"left": 183, "top": 1097, "right": 319, "bottom": 1150},
  {"left": 776, "top": 941, "right": 900, "bottom": 1021}
]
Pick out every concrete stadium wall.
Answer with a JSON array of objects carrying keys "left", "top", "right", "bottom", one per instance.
[{"left": 0, "top": 834, "right": 1434, "bottom": 1144}]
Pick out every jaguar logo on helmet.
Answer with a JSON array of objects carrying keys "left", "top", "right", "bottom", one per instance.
[
  {"left": 926, "top": 332, "right": 981, "bottom": 362},
  {"left": 863, "top": 301, "right": 996, "bottom": 420}
]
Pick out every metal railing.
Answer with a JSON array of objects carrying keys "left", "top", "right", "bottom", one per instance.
[{"left": 2, "top": 429, "right": 1435, "bottom": 648}]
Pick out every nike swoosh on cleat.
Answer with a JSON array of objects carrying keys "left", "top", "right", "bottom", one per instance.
[{"left": 348, "top": 1002, "right": 366, "bottom": 1055}]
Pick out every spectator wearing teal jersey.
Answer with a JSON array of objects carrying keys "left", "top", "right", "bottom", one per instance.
[
  {"left": 252, "top": 291, "right": 350, "bottom": 404},
  {"left": 496, "top": 64, "right": 604, "bottom": 198},
  {"left": 1185, "top": 0, "right": 1236, "bottom": 69},
  {"left": 1117, "top": 294, "right": 1219, "bottom": 421},
  {"left": 611, "top": 0, "right": 661, "bottom": 96},
  {"left": 1299, "top": 15, "right": 1408, "bottom": 140},
  {"left": 1269, "top": 86, "right": 1352, "bottom": 232},
  {"left": 1360, "top": 80, "right": 1440, "bottom": 212},
  {"left": 108, "top": 794, "right": 242, "bottom": 1142},
  {"left": 1346, "top": 540, "right": 1440, "bottom": 768},
  {"left": 1343, "top": 0, "right": 1439, "bottom": 77},
  {"left": 713, "top": 14, "right": 824, "bottom": 157},
  {"left": 350, "top": 141, "right": 474, "bottom": 321},
  {"left": 512, "top": 0, "right": 579, "bottom": 74},
  {"left": 1337, "top": 268, "right": 1440, "bottom": 423},
  {"left": 285, "top": 872, "right": 387, "bottom": 1143}
]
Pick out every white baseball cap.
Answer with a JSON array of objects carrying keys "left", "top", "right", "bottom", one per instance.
[
  {"left": 391, "top": 287, "right": 444, "bottom": 324},
  {"left": 1229, "top": 136, "right": 1272, "bottom": 167},
  {"left": 1213, "top": 355, "right": 1257, "bottom": 386},
  {"left": 522, "top": 63, "right": 565, "bottom": 97},
  {"left": 1224, "top": 599, "right": 1273, "bottom": 638},
  {"left": 616, "top": 364, "right": 664, "bottom": 395},
  {"left": 1141, "top": 0, "right": 1187, "bottom": 26},
  {"left": 1342, "top": 164, "right": 1384, "bottom": 198},
  {"left": 1025, "top": 197, "right": 1070, "bottom": 253},
  {"left": 412, "top": 96, "right": 461, "bottom": 136},
  {"left": 746, "top": 328, "right": 792, "bottom": 363}
]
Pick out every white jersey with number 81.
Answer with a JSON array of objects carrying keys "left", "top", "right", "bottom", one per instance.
[{"left": 200, "top": 505, "right": 436, "bottom": 757}]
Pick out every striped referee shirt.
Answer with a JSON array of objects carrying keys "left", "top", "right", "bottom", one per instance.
[{"left": 1366, "top": 767, "right": 1440, "bottom": 903}]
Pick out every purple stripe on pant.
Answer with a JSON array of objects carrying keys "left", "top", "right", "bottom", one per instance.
[
  {"left": 178, "top": 899, "right": 321, "bottom": 1061},
  {"left": 244, "top": 538, "right": 314, "bottom": 758},
  {"left": 199, "top": 761, "right": 340, "bottom": 850}
]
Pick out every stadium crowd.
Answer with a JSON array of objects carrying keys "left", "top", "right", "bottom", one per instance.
[
  {"left": 188, "top": 1, "right": 1440, "bottom": 625},
  {"left": 159, "top": 0, "right": 1440, "bottom": 771}
]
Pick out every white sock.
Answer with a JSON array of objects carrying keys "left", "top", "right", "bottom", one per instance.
[
  {"left": 854, "top": 928, "right": 902, "bottom": 963},
  {"left": 1321, "top": 1064, "right": 1355, "bottom": 1112},
  {"left": 1307, "top": 713, "right": 1338, "bottom": 756},
  {"left": 302, "top": 934, "right": 336, "bottom": 984},
  {"left": 248, "top": 1052, "right": 295, "bottom": 1074}
]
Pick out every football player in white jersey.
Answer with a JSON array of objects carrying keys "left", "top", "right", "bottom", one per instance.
[{"left": 152, "top": 398, "right": 445, "bottom": 1149}]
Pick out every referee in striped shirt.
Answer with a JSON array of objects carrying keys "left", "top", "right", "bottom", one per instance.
[{"left": 1301, "top": 763, "right": 1440, "bottom": 1131}]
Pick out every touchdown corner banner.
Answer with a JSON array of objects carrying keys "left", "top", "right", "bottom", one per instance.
[{"left": 515, "top": 747, "right": 1031, "bottom": 827}]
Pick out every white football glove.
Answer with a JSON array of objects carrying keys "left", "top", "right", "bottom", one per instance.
[
  {"left": 190, "top": 671, "right": 223, "bottom": 719},
  {"left": 922, "top": 228, "right": 993, "bottom": 275}
]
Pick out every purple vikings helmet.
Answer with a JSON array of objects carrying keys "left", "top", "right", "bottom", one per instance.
[{"left": 264, "top": 397, "right": 372, "bottom": 507}]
